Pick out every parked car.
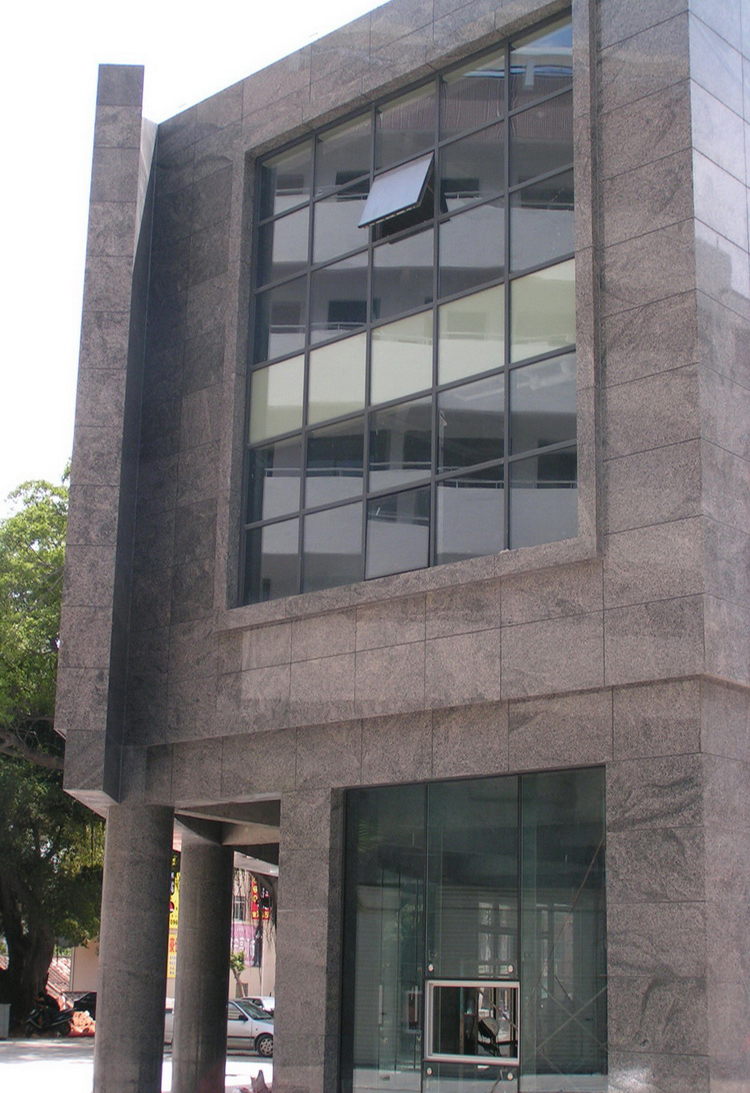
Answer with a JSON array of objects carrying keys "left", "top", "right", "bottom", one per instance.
[
  {"left": 246, "top": 995, "right": 274, "bottom": 1015},
  {"left": 164, "top": 998, "right": 273, "bottom": 1057}
]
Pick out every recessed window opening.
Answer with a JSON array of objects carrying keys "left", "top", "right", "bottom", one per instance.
[{"left": 243, "top": 12, "right": 575, "bottom": 604}]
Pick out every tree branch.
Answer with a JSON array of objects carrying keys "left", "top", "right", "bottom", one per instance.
[{"left": 0, "top": 731, "right": 64, "bottom": 771}]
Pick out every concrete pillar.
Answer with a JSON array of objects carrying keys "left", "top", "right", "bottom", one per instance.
[
  {"left": 171, "top": 830, "right": 234, "bottom": 1093},
  {"left": 94, "top": 803, "right": 174, "bottom": 1093}
]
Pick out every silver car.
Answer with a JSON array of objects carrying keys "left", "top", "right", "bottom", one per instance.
[{"left": 164, "top": 998, "right": 274, "bottom": 1056}]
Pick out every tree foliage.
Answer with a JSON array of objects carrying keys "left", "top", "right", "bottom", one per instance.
[{"left": 0, "top": 477, "right": 104, "bottom": 1028}]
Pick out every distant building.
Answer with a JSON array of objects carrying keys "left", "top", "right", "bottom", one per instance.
[{"left": 57, "top": 1, "right": 750, "bottom": 1092}]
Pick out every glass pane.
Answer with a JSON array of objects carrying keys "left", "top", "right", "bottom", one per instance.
[
  {"left": 510, "top": 15, "right": 572, "bottom": 110},
  {"left": 340, "top": 785, "right": 426, "bottom": 1091},
  {"left": 248, "top": 356, "right": 304, "bottom": 443},
  {"left": 438, "top": 373, "right": 504, "bottom": 473},
  {"left": 439, "top": 122, "right": 505, "bottom": 211},
  {"left": 243, "top": 518, "right": 299, "bottom": 603},
  {"left": 246, "top": 435, "right": 302, "bottom": 521},
  {"left": 438, "top": 285, "right": 504, "bottom": 385},
  {"left": 440, "top": 50, "right": 505, "bottom": 141},
  {"left": 315, "top": 113, "right": 372, "bottom": 196},
  {"left": 366, "top": 486, "right": 430, "bottom": 579},
  {"left": 310, "top": 253, "right": 368, "bottom": 344},
  {"left": 371, "top": 311, "right": 433, "bottom": 404},
  {"left": 308, "top": 332, "right": 366, "bottom": 424},
  {"left": 510, "top": 90, "right": 573, "bottom": 186},
  {"left": 520, "top": 768, "right": 606, "bottom": 1082},
  {"left": 423, "top": 1061, "right": 519, "bottom": 1092},
  {"left": 306, "top": 416, "right": 364, "bottom": 508},
  {"left": 509, "top": 446, "right": 577, "bottom": 548},
  {"left": 510, "top": 352, "right": 576, "bottom": 455},
  {"left": 370, "top": 396, "right": 432, "bottom": 491},
  {"left": 360, "top": 154, "right": 434, "bottom": 228},
  {"left": 510, "top": 169, "right": 574, "bottom": 272},
  {"left": 510, "top": 258, "right": 575, "bottom": 364},
  {"left": 376, "top": 83, "right": 437, "bottom": 170},
  {"left": 428, "top": 984, "right": 518, "bottom": 1062},
  {"left": 436, "top": 466, "right": 504, "bottom": 565},
  {"left": 302, "top": 502, "right": 364, "bottom": 592},
  {"left": 254, "top": 278, "right": 306, "bottom": 363},
  {"left": 313, "top": 181, "right": 369, "bottom": 264},
  {"left": 258, "top": 141, "right": 312, "bottom": 218},
  {"left": 372, "top": 226, "right": 434, "bottom": 322},
  {"left": 439, "top": 199, "right": 505, "bottom": 298},
  {"left": 256, "top": 205, "right": 309, "bottom": 286}
]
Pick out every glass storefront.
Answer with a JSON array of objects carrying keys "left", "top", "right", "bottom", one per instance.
[{"left": 340, "top": 768, "right": 606, "bottom": 1093}]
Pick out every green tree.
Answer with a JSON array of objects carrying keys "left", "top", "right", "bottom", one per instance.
[{"left": 0, "top": 477, "right": 104, "bottom": 1029}]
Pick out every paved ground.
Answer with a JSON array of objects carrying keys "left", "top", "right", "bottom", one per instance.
[{"left": 0, "top": 1038, "right": 272, "bottom": 1092}]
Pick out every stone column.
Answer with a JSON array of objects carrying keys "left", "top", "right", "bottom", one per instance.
[
  {"left": 94, "top": 803, "right": 174, "bottom": 1093},
  {"left": 171, "top": 829, "right": 234, "bottom": 1093}
]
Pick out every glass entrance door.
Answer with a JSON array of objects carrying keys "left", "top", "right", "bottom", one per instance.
[{"left": 340, "top": 768, "right": 606, "bottom": 1093}]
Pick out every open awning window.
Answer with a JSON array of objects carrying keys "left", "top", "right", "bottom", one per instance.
[{"left": 358, "top": 153, "right": 435, "bottom": 235}]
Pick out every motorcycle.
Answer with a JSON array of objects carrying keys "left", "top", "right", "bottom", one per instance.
[{"left": 25, "top": 997, "right": 74, "bottom": 1037}]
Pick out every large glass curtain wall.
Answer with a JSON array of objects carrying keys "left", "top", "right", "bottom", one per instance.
[
  {"left": 243, "top": 14, "right": 575, "bottom": 603},
  {"left": 341, "top": 768, "right": 606, "bottom": 1093}
]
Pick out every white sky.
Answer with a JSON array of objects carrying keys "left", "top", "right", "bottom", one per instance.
[{"left": 0, "top": 0, "right": 388, "bottom": 517}]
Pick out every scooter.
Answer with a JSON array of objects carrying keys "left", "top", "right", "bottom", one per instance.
[{"left": 25, "top": 999, "right": 74, "bottom": 1037}]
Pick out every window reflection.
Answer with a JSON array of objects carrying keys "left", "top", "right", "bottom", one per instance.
[
  {"left": 372, "top": 226, "right": 434, "bottom": 321},
  {"left": 509, "top": 16, "right": 573, "bottom": 110},
  {"left": 306, "top": 417, "right": 364, "bottom": 508},
  {"left": 366, "top": 486, "right": 430, "bottom": 579},
  {"left": 244, "top": 518, "right": 299, "bottom": 603},
  {"left": 371, "top": 310, "right": 433, "bottom": 404},
  {"left": 313, "top": 182, "right": 369, "bottom": 264},
  {"left": 438, "top": 374, "right": 504, "bottom": 472},
  {"left": 315, "top": 114, "right": 372, "bottom": 196},
  {"left": 371, "top": 395, "right": 435, "bottom": 489},
  {"left": 439, "top": 200, "right": 505, "bottom": 298},
  {"left": 438, "top": 285, "right": 504, "bottom": 385},
  {"left": 310, "top": 254, "right": 368, "bottom": 344},
  {"left": 436, "top": 467, "right": 504, "bottom": 564},
  {"left": 510, "top": 352, "right": 576, "bottom": 455},
  {"left": 254, "top": 278, "right": 307, "bottom": 363},
  {"left": 303, "top": 502, "right": 364, "bottom": 592},
  {"left": 509, "top": 446, "right": 577, "bottom": 548},
  {"left": 439, "top": 123, "right": 504, "bottom": 211},
  {"left": 256, "top": 205, "right": 309, "bottom": 286},
  {"left": 247, "top": 436, "right": 302, "bottom": 522},
  {"left": 376, "top": 84, "right": 437, "bottom": 169},
  {"left": 308, "top": 333, "right": 366, "bottom": 424},
  {"left": 370, "top": 396, "right": 432, "bottom": 491},
  {"left": 510, "top": 170, "right": 574, "bottom": 272},
  {"left": 440, "top": 51, "right": 505, "bottom": 141},
  {"left": 248, "top": 356, "right": 304, "bottom": 443},
  {"left": 510, "top": 258, "right": 575, "bottom": 364},
  {"left": 510, "top": 90, "right": 573, "bottom": 187},
  {"left": 258, "top": 141, "right": 312, "bottom": 218}
]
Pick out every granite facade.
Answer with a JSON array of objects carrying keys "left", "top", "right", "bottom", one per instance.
[{"left": 57, "top": 1, "right": 750, "bottom": 1091}]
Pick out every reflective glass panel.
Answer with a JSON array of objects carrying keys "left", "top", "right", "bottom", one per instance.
[
  {"left": 439, "top": 123, "right": 504, "bottom": 211},
  {"left": 247, "top": 436, "right": 303, "bottom": 522},
  {"left": 366, "top": 486, "right": 430, "bottom": 579},
  {"left": 510, "top": 258, "right": 575, "bottom": 364},
  {"left": 310, "top": 253, "right": 368, "bottom": 344},
  {"left": 510, "top": 15, "right": 572, "bottom": 110},
  {"left": 438, "top": 285, "right": 504, "bottom": 385},
  {"left": 510, "top": 169, "right": 574, "bottom": 272},
  {"left": 436, "top": 466, "right": 504, "bottom": 565},
  {"left": 440, "top": 50, "right": 505, "bottom": 142},
  {"left": 509, "top": 445, "right": 577, "bottom": 548},
  {"left": 520, "top": 768, "right": 606, "bottom": 1081},
  {"left": 254, "top": 278, "right": 307, "bottom": 363},
  {"left": 315, "top": 114, "right": 372, "bottom": 196},
  {"left": 248, "top": 356, "right": 304, "bottom": 443},
  {"left": 438, "top": 373, "right": 504, "bottom": 473},
  {"left": 243, "top": 518, "right": 299, "bottom": 602},
  {"left": 308, "top": 333, "right": 366, "bottom": 424},
  {"left": 313, "top": 182, "right": 369, "bottom": 264},
  {"left": 427, "top": 983, "right": 518, "bottom": 1062},
  {"left": 376, "top": 84, "right": 438, "bottom": 170},
  {"left": 256, "top": 205, "right": 310, "bottom": 286},
  {"left": 306, "top": 416, "right": 364, "bottom": 508},
  {"left": 371, "top": 311, "right": 433, "bottom": 404},
  {"left": 302, "top": 502, "right": 364, "bottom": 592},
  {"left": 372, "top": 226, "right": 434, "bottom": 322},
  {"left": 510, "top": 352, "right": 576, "bottom": 455},
  {"left": 439, "top": 199, "right": 505, "bottom": 298},
  {"left": 370, "top": 396, "right": 432, "bottom": 491},
  {"left": 510, "top": 91, "right": 573, "bottom": 187},
  {"left": 258, "top": 141, "right": 312, "bottom": 218}
]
